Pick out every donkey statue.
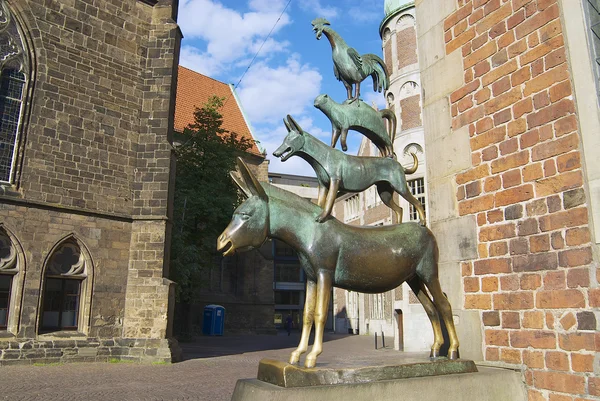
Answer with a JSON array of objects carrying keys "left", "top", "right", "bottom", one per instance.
[{"left": 217, "top": 158, "right": 459, "bottom": 368}]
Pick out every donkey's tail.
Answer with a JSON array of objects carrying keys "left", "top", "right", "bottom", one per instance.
[{"left": 403, "top": 152, "right": 419, "bottom": 174}]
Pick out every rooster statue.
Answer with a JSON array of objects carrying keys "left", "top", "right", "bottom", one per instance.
[{"left": 312, "top": 18, "right": 389, "bottom": 102}]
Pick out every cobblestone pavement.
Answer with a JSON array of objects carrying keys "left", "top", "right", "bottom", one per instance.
[{"left": 1, "top": 332, "right": 427, "bottom": 401}]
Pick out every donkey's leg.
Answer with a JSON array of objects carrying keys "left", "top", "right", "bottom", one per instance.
[
  {"left": 340, "top": 128, "right": 349, "bottom": 151},
  {"left": 317, "top": 185, "right": 327, "bottom": 208},
  {"left": 305, "top": 271, "right": 332, "bottom": 368},
  {"left": 423, "top": 278, "right": 460, "bottom": 359},
  {"left": 290, "top": 280, "right": 316, "bottom": 365},
  {"left": 377, "top": 183, "right": 403, "bottom": 223},
  {"left": 407, "top": 277, "right": 444, "bottom": 358}
]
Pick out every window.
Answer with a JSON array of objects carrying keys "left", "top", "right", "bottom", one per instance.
[
  {"left": 584, "top": 0, "right": 600, "bottom": 96},
  {"left": 344, "top": 194, "right": 360, "bottom": 221},
  {"left": 365, "top": 185, "right": 378, "bottom": 208},
  {"left": 273, "top": 240, "right": 296, "bottom": 258},
  {"left": 0, "top": 227, "right": 18, "bottom": 331},
  {"left": 371, "top": 293, "right": 385, "bottom": 320},
  {"left": 0, "top": 2, "right": 29, "bottom": 184},
  {"left": 274, "top": 291, "right": 301, "bottom": 305},
  {"left": 0, "top": 69, "right": 25, "bottom": 182},
  {"left": 407, "top": 177, "right": 426, "bottom": 222},
  {"left": 274, "top": 261, "right": 303, "bottom": 283},
  {"left": 41, "top": 240, "right": 89, "bottom": 333}
]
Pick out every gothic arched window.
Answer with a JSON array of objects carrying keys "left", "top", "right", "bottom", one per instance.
[
  {"left": 41, "top": 237, "right": 92, "bottom": 333},
  {"left": 0, "top": 1, "right": 30, "bottom": 184},
  {"left": 0, "top": 224, "right": 24, "bottom": 334}
]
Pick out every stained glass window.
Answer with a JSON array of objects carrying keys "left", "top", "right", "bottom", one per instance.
[{"left": 0, "top": 69, "right": 25, "bottom": 182}]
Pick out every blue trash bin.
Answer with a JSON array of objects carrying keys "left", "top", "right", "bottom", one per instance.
[{"left": 202, "top": 305, "right": 225, "bottom": 336}]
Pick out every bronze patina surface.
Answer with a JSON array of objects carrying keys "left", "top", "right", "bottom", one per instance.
[{"left": 257, "top": 358, "right": 478, "bottom": 388}]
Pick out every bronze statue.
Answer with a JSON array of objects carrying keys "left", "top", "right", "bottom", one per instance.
[
  {"left": 272, "top": 115, "right": 425, "bottom": 225},
  {"left": 312, "top": 18, "right": 389, "bottom": 102},
  {"left": 217, "top": 158, "right": 460, "bottom": 368},
  {"left": 314, "top": 94, "right": 396, "bottom": 157}
]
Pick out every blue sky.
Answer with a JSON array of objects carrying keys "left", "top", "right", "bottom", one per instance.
[{"left": 177, "top": 0, "right": 387, "bottom": 176}]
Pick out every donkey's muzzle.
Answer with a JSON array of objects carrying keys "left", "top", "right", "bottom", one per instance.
[{"left": 217, "top": 233, "right": 234, "bottom": 256}]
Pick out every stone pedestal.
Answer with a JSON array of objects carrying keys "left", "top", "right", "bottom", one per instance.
[{"left": 231, "top": 365, "right": 526, "bottom": 401}]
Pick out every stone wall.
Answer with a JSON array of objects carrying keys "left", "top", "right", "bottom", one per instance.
[
  {"left": 416, "top": 0, "right": 599, "bottom": 399},
  {"left": 0, "top": 0, "right": 181, "bottom": 364}
]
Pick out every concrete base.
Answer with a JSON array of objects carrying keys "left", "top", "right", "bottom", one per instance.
[{"left": 231, "top": 366, "right": 526, "bottom": 401}]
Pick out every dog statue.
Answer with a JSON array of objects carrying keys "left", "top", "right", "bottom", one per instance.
[
  {"left": 314, "top": 94, "right": 396, "bottom": 158},
  {"left": 273, "top": 115, "right": 425, "bottom": 225}
]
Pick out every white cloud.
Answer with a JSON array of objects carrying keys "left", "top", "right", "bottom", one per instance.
[
  {"left": 362, "top": 92, "right": 386, "bottom": 110},
  {"left": 178, "top": 0, "right": 291, "bottom": 74},
  {"left": 236, "top": 55, "right": 322, "bottom": 123},
  {"left": 298, "top": 0, "right": 338, "bottom": 19}
]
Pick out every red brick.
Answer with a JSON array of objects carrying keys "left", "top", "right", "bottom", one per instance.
[
  {"left": 499, "top": 137, "right": 518, "bottom": 155},
  {"left": 536, "top": 289, "right": 586, "bottom": 308},
  {"left": 539, "top": 207, "right": 588, "bottom": 232},
  {"left": 513, "top": 252, "right": 558, "bottom": 272},
  {"left": 454, "top": 18, "right": 468, "bottom": 36},
  {"left": 501, "top": 311, "right": 520, "bottom": 328},
  {"left": 523, "top": 350, "right": 544, "bottom": 368},
  {"left": 492, "top": 76, "right": 511, "bottom": 96},
  {"left": 558, "top": 332, "right": 596, "bottom": 351},
  {"left": 551, "top": 231, "right": 564, "bottom": 249},
  {"left": 513, "top": 0, "right": 534, "bottom": 11},
  {"left": 565, "top": 227, "right": 590, "bottom": 246},
  {"left": 543, "top": 270, "right": 566, "bottom": 289},
  {"left": 453, "top": 105, "right": 485, "bottom": 129},
  {"left": 519, "top": 129, "right": 539, "bottom": 149},
  {"left": 522, "top": 163, "right": 543, "bottom": 182},
  {"left": 501, "top": 169, "right": 521, "bottom": 188},
  {"left": 529, "top": 234, "right": 550, "bottom": 253},
  {"left": 493, "top": 291, "right": 534, "bottom": 310},
  {"left": 515, "top": 4, "right": 560, "bottom": 40},
  {"left": 476, "top": 3, "right": 513, "bottom": 35},
  {"left": 498, "top": 30, "right": 515, "bottom": 49},
  {"left": 458, "top": 95, "right": 474, "bottom": 112},
  {"left": 556, "top": 151, "right": 580, "bottom": 172},
  {"left": 520, "top": 273, "right": 542, "bottom": 290},
  {"left": 524, "top": 63, "right": 569, "bottom": 97},
  {"left": 554, "top": 114, "right": 577, "bottom": 136},
  {"left": 474, "top": 88, "right": 491, "bottom": 104},
  {"left": 511, "top": 67, "right": 531, "bottom": 87},
  {"left": 549, "top": 79, "right": 571, "bottom": 102},
  {"left": 472, "top": 32, "right": 490, "bottom": 51},
  {"left": 533, "top": 91, "right": 550, "bottom": 109},
  {"left": 522, "top": 311, "right": 544, "bottom": 329},
  {"left": 485, "top": 329, "right": 509, "bottom": 346},
  {"left": 485, "top": 347, "right": 499, "bottom": 361},
  {"left": 474, "top": 258, "right": 512, "bottom": 274},
  {"left": 507, "top": 118, "right": 527, "bottom": 137},
  {"left": 491, "top": 150, "right": 529, "bottom": 173},
  {"left": 546, "top": 47, "right": 567, "bottom": 70},
  {"left": 520, "top": 34, "right": 564, "bottom": 66},
  {"left": 511, "top": 330, "right": 556, "bottom": 348},
  {"left": 566, "top": 268, "right": 590, "bottom": 288},
  {"left": 533, "top": 371, "right": 585, "bottom": 395},
  {"left": 451, "top": 80, "right": 481, "bottom": 103},
  {"left": 464, "top": 277, "right": 480, "bottom": 292},
  {"left": 501, "top": 274, "right": 520, "bottom": 291},
  {"left": 531, "top": 132, "right": 579, "bottom": 161},
  {"left": 495, "top": 184, "right": 534, "bottom": 206},
  {"left": 483, "top": 176, "right": 501, "bottom": 192},
  {"left": 456, "top": 164, "right": 490, "bottom": 184},
  {"left": 528, "top": 31, "right": 540, "bottom": 49},
  {"left": 482, "top": 145, "right": 498, "bottom": 161},
  {"left": 489, "top": 241, "right": 508, "bottom": 256},
  {"left": 543, "top": 159, "right": 557, "bottom": 177},
  {"left": 508, "top": 38, "right": 527, "bottom": 58},
  {"left": 558, "top": 247, "right": 593, "bottom": 267},
  {"left": 518, "top": 218, "right": 539, "bottom": 235},
  {"left": 532, "top": 58, "right": 544, "bottom": 78},
  {"left": 539, "top": 18, "right": 562, "bottom": 42},
  {"left": 471, "top": 126, "right": 506, "bottom": 150},
  {"left": 487, "top": 209, "right": 504, "bottom": 223},
  {"left": 560, "top": 311, "right": 577, "bottom": 330},
  {"left": 571, "top": 353, "right": 594, "bottom": 372},
  {"left": 513, "top": 97, "right": 533, "bottom": 119},
  {"left": 545, "top": 351, "right": 569, "bottom": 371},
  {"left": 591, "top": 376, "right": 600, "bottom": 397},
  {"left": 459, "top": 194, "right": 495, "bottom": 215},
  {"left": 465, "top": 294, "right": 492, "bottom": 309},
  {"left": 465, "top": 41, "right": 497, "bottom": 69},
  {"left": 507, "top": 8, "right": 525, "bottom": 30},
  {"left": 482, "top": 59, "right": 518, "bottom": 86},
  {"left": 535, "top": 170, "right": 583, "bottom": 197},
  {"left": 444, "top": 2, "right": 473, "bottom": 31},
  {"left": 474, "top": 60, "right": 491, "bottom": 79}
]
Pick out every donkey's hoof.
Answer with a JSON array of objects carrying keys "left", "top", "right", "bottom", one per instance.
[
  {"left": 449, "top": 349, "right": 460, "bottom": 360},
  {"left": 429, "top": 349, "right": 441, "bottom": 359},
  {"left": 304, "top": 357, "right": 317, "bottom": 368},
  {"left": 289, "top": 352, "right": 301, "bottom": 365},
  {"left": 419, "top": 220, "right": 426, "bottom": 227}
]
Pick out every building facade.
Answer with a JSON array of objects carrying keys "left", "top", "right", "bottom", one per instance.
[
  {"left": 331, "top": 0, "right": 434, "bottom": 353},
  {"left": 416, "top": 0, "right": 600, "bottom": 399},
  {"left": 0, "top": 0, "right": 181, "bottom": 364}
]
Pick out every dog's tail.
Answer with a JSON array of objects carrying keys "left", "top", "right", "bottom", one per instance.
[{"left": 403, "top": 152, "right": 419, "bottom": 174}]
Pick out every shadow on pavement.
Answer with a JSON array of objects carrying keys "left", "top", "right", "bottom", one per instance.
[{"left": 179, "top": 331, "right": 352, "bottom": 361}]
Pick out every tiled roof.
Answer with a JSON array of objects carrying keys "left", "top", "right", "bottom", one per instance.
[{"left": 175, "top": 66, "right": 263, "bottom": 156}]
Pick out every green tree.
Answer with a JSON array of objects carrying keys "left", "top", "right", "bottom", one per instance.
[{"left": 170, "top": 96, "right": 253, "bottom": 303}]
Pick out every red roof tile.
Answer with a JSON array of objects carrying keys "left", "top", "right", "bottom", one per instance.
[{"left": 175, "top": 66, "right": 263, "bottom": 156}]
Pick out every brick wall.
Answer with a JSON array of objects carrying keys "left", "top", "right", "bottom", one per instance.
[
  {"left": 444, "top": 1, "right": 598, "bottom": 399},
  {"left": 397, "top": 27, "right": 418, "bottom": 70},
  {"left": 384, "top": 40, "right": 393, "bottom": 76},
  {"left": 400, "top": 94, "right": 422, "bottom": 130}
]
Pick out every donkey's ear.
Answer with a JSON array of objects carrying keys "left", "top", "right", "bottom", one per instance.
[
  {"left": 283, "top": 117, "right": 292, "bottom": 132},
  {"left": 230, "top": 171, "right": 251, "bottom": 198},
  {"left": 236, "top": 157, "right": 267, "bottom": 201},
  {"left": 287, "top": 115, "right": 303, "bottom": 134}
]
